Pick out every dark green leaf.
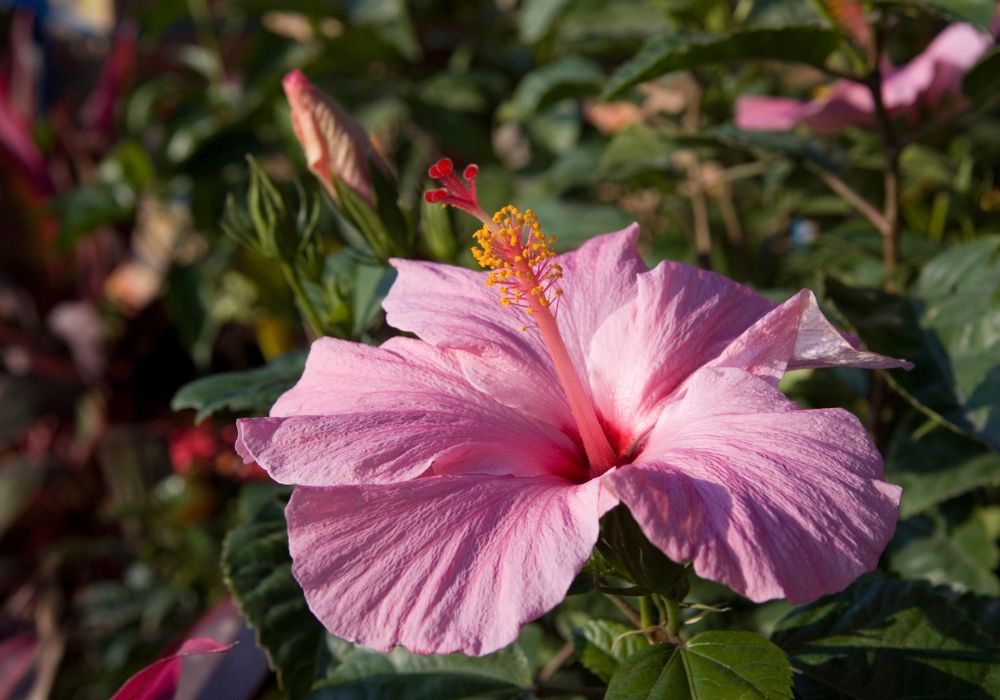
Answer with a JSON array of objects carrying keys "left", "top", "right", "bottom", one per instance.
[
  {"left": 320, "top": 628, "right": 534, "bottom": 692},
  {"left": 307, "top": 672, "right": 531, "bottom": 700},
  {"left": 369, "top": 160, "right": 411, "bottom": 256},
  {"left": 679, "top": 125, "right": 848, "bottom": 171},
  {"left": 500, "top": 56, "right": 604, "bottom": 122},
  {"left": 910, "top": 236, "right": 1000, "bottom": 448},
  {"left": 324, "top": 638, "right": 533, "bottom": 687},
  {"left": 387, "top": 647, "right": 533, "bottom": 686},
  {"left": 773, "top": 575, "right": 1000, "bottom": 699},
  {"left": 825, "top": 237, "right": 1000, "bottom": 450},
  {"left": 519, "top": 0, "right": 571, "bottom": 43},
  {"left": 870, "top": 0, "right": 996, "bottom": 30},
  {"left": 351, "top": 264, "right": 395, "bottom": 337},
  {"left": 597, "top": 124, "right": 677, "bottom": 180},
  {"left": 555, "top": 1, "right": 670, "bottom": 52},
  {"left": 573, "top": 619, "right": 650, "bottom": 683},
  {"left": 516, "top": 195, "right": 633, "bottom": 249},
  {"left": 887, "top": 419, "right": 1000, "bottom": 517},
  {"left": 606, "top": 632, "right": 792, "bottom": 699},
  {"left": 53, "top": 184, "right": 134, "bottom": 250},
  {"left": 222, "top": 484, "right": 326, "bottom": 696},
  {"left": 602, "top": 26, "right": 840, "bottom": 99},
  {"left": 963, "top": 47, "right": 1000, "bottom": 103},
  {"left": 170, "top": 352, "right": 306, "bottom": 423},
  {"left": 889, "top": 509, "right": 1000, "bottom": 595},
  {"left": 950, "top": 592, "right": 1000, "bottom": 640}
]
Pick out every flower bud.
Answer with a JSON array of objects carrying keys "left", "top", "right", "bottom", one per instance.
[{"left": 282, "top": 69, "right": 386, "bottom": 205}]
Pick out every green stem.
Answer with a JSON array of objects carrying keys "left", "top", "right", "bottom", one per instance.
[
  {"left": 281, "top": 264, "right": 325, "bottom": 337},
  {"left": 665, "top": 597, "right": 682, "bottom": 637},
  {"left": 639, "top": 596, "right": 654, "bottom": 629}
]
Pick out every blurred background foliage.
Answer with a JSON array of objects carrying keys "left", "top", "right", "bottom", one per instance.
[{"left": 0, "top": 0, "right": 998, "bottom": 697}]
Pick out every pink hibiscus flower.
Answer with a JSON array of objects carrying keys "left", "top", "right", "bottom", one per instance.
[
  {"left": 236, "top": 159, "right": 910, "bottom": 656},
  {"left": 735, "top": 23, "right": 994, "bottom": 134}
]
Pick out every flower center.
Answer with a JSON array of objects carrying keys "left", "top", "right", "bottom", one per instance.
[{"left": 426, "top": 159, "right": 617, "bottom": 474}]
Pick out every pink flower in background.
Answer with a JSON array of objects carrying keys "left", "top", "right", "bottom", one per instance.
[
  {"left": 169, "top": 421, "right": 266, "bottom": 481},
  {"left": 236, "top": 160, "right": 910, "bottom": 656},
  {"left": 110, "top": 638, "right": 231, "bottom": 700},
  {"left": 736, "top": 23, "right": 994, "bottom": 133}
]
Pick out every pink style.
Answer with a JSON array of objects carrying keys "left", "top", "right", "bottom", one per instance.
[
  {"left": 235, "top": 161, "right": 910, "bottom": 656},
  {"left": 735, "top": 23, "right": 994, "bottom": 134}
]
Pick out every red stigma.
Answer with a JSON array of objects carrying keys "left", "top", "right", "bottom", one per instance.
[
  {"left": 423, "top": 158, "right": 486, "bottom": 221},
  {"left": 435, "top": 158, "right": 453, "bottom": 176}
]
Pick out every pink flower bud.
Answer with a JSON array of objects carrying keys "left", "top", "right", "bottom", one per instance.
[{"left": 282, "top": 69, "right": 386, "bottom": 205}]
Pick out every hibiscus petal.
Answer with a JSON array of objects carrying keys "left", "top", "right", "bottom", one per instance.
[
  {"left": 553, "top": 223, "right": 646, "bottom": 376},
  {"left": 286, "top": 474, "right": 617, "bottom": 655},
  {"left": 882, "top": 24, "right": 991, "bottom": 112},
  {"left": 237, "top": 337, "right": 581, "bottom": 486},
  {"left": 383, "top": 258, "right": 569, "bottom": 425},
  {"left": 735, "top": 81, "right": 875, "bottom": 134},
  {"left": 710, "top": 289, "right": 913, "bottom": 383},
  {"left": 587, "top": 260, "right": 775, "bottom": 442},
  {"left": 610, "top": 367, "right": 901, "bottom": 604}
]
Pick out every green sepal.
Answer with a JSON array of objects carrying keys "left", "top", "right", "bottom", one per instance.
[{"left": 597, "top": 506, "right": 689, "bottom": 600}]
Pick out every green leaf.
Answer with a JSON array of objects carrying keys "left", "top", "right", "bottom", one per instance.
[
  {"left": 602, "top": 25, "right": 840, "bottom": 99},
  {"left": 500, "top": 56, "right": 604, "bottom": 122},
  {"left": 889, "top": 509, "right": 1000, "bottom": 595},
  {"left": 170, "top": 352, "right": 306, "bottom": 423},
  {"left": 333, "top": 177, "right": 402, "bottom": 261},
  {"left": 307, "top": 672, "right": 531, "bottom": 700},
  {"left": 222, "top": 484, "right": 327, "bottom": 696},
  {"left": 606, "top": 632, "right": 792, "bottom": 699},
  {"left": 910, "top": 236, "right": 1000, "bottom": 447},
  {"left": 772, "top": 575, "right": 1000, "bottom": 699},
  {"left": 519, "top": 0, "right": 571, "bottom": 43},
  {"left": 870, "top": 0, "right": 997, "bottom": 30},
  {"left": 887, "top": 418, "right": 1000, "bottom": 518},
  {"left": 597, "top": 124, "right": 677, "bottom": 180},
  {"left": 351, "top": 264, "right": 394, "bottom": 337},
  {"left": 53, "top": 184, "right": 134, "bottom": 250},
  {"left": 573, "top": 619, "right": 650, "bottom": 683},
  {"left": 825, "top": 237, "right": 1000, "bottom": 450},
  {"left": 325, "top": 640, "right": 534, "bottom": 688},
  {"left": 516, "top": 195, "right": 633, "bottom": 249},
  {"left": 555, "top": 1, "right": 670, "bottom": 51},
  {"left": 369, "top": 160, "right": 411, "bottom": 256},
  {"left": 681, "top": 124, "right": 848, "bottom": 171},
  {"left": 391, "top": 647, "right": 533, "bottom": 687},
  {"left": 963, "top": 46, "right": 1000, "bottom": 102},
  {"left": 420, "top": 196, "right": 457, "bottom": 261}
]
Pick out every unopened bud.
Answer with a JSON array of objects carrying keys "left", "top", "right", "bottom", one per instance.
[{"left": 282, "top": 69, "right": 387, "bottom": 205}]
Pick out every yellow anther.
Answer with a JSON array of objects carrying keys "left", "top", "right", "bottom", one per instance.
[{"left": 470, "top": 204, "right": 563, "bottom": 315}]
